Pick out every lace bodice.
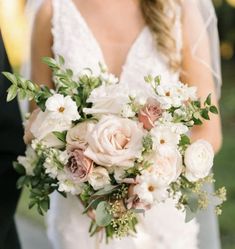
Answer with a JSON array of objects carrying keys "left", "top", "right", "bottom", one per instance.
[
  {"left": 51, "top": 0, "right": 182, "bottom": 86},
  {"left": 47, "top": 1, "right": 199, "bottom": 249}
]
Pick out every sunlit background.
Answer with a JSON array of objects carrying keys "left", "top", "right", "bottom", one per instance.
[{"left": 0, "top": 1, "right": 235, "bottom": 249}]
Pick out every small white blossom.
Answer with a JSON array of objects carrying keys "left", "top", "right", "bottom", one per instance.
[{"left": 17, "top": 146, "right": 38, "bottom": 175}]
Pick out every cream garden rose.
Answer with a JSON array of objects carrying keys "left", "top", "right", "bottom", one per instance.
[
  {"left": 184, "top": 139, "right": 214, "bottom": 182},
  {"left": 88, "top": 167, "right": 110, "bottom": 190},
  {"left": 84, "top": 115, "right": 145, "bottom": 167},
  {"left": 147, "top": 146, "right": 182, "bottom": 186},
  {"left": 66, "top": 121, "right": 95, "bottom": 151}
]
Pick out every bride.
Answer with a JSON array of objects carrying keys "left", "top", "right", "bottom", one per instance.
[{"left": 27, "top": 0, "right": 222, "bottom": 248}]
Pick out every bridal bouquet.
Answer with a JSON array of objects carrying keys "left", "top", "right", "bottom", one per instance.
[{"left": 3, "top": 56, "right": 226, "bottom": 240}]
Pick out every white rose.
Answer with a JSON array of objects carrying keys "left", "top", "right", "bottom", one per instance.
[
  {"left": 88, "top": 167, "right": 110, "bottom": 190},
  {"left": 84, "top": 115, "right": 145, "bottom": 167},
  {"left": 83, "top": 83, "right": 130, "bottom": 116},
  {"left": 147, "top": 146, "right": 182, "bottom": 186},
  {"left": 184, "top": 139, "right": 214, "bottom": 182}
]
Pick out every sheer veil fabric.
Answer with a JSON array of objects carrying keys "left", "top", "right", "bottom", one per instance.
[
  {"left": 24, "top": 1, "right": 222, "bottom": 249},
  {"left": 181, "top": 0, "right": 222, "bottom": 98}
]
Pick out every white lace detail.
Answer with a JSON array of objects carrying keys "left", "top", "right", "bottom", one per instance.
[{"left": 48, "top": 1, "right": 199, "bottom": 248}]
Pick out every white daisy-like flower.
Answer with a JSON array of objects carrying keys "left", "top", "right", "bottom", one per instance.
[
  {"left": 134, "top": 173, "right": 168, "bottom": 205},
  {"left": 150, "top": 126, "right": 180, "bottom": 150},
  {"left": 45, "top": 94, "right": 80, "bottom": 122}
]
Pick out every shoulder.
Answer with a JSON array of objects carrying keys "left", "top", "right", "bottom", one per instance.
[{"left": 34, "top": 0, "right": 53, "bottom": 27}]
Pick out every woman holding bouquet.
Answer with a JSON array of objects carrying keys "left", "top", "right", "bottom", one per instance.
[{"left": 27, "top": 0, "right": 222, "bottom": 248}]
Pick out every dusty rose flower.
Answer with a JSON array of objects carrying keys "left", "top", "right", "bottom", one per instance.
[
  {"left": 67, "top": 149, "right": 93, "bottom": 182},
  {"left": 138, "top": 98, "right": 163, "bottom": 130}
]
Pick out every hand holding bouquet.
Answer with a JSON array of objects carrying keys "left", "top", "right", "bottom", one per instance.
[{"left": 3, "top": 56, "right": 226, "bottom": 240}]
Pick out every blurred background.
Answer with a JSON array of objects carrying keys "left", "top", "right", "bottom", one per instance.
[{"left": 0, "top": 0, "right": 235, "bottom": 249}]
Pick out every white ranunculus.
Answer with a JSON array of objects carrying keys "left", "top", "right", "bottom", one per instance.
[
  {"left": 31, "top": 94, "right": 80, "bottom": 140},
  {"left": 133, "top": 173, "right": 168, "bottom": 205},
  {"left": 184, "top": 139, "right": 214, "bottom": 182},
  {"left": 83, "top": 83, "right": 130, "bottom": 116},
  {"left": 84, "top": 115, "right": 145, "bottom": 167},
  {"left": 147, "top": 146, "right": 182, "bottom": 186},
  {"left": 17, "top": 146, "right": 38, "bottom": 175},
  {"left": 88, "top": 167, "right": 110, "bottom": 190}
]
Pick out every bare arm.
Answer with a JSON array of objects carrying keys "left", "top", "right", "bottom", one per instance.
[
  {"left": 30, "top": 0, "right": 54, "bottom": 110},
  {"left": 180, "top": 1, "right": 222, "bottom": 153}
]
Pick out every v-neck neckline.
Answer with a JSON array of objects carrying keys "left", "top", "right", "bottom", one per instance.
[{"left": 68, "top": 0, "right": 147, "bottom": 81}]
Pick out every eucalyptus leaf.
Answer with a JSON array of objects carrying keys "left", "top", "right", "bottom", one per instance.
[
  {"left": 93, "top": 185, "right": 118, "bottom": 197},
  {"left": 187, "top": 192, "right": 199, "bottom": 213},
  {"left": 95, "top": 201, "right": 112, "bottom": 227},
  {"left": 185, "top": 206, "right": 197, "bottom": 223}
]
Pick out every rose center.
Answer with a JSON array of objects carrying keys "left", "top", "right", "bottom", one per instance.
[
  {"left": 58, "top": 106, "right": 65, "bottom": 113},
  {"left": 148, "top": 185, "right": 155, "bottom": 192}
]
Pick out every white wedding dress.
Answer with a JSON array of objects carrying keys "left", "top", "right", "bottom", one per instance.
[{"left": 47, "top": 0, "right": 200, "bottom": 248}]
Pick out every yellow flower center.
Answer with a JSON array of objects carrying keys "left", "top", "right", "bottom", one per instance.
[
  {"left": 58, "top": 106, "right": 65, "bottom": 113},
  {"left": 148, "top": 185, "right": 155, "bottom": 192}
]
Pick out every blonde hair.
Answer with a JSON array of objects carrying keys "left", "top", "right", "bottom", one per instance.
[{"left": 140, "top": 0, "right": 181, "bottom": 71}]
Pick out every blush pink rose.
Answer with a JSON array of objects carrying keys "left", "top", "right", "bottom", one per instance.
[
  {"left": 138, "top": 98, "right": 163, "bottom": 130},
  {"left": 67, "top": 149, "right": 93, "bottom": 182}
]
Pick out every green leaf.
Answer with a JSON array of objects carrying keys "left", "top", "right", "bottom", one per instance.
[
  {"left": 193, "top": 118, "right": 203, "bottom": 125},
  {"left": 13, "top": 162, "right": 26, "bottom": 175},
  {"left": 95, "top": 201, "right": 112, "bottom": 227},
  {"left": 52, "top": 131, "right": 67, "bottom": 143},
  {"left": 193, "top": 100, "right": 201, "bottom": 108},
  {"left": 201, "top": 109, "right": 210, "bottom": 120},
  {"left": 58, "top": 55, "right": 65, "bottom": 65},
  {"left": 16, "top": 176, "right": 27, "bottom": 189},
  {"left": 185, "top": 206, "right": 197, "bottom": 223},
  {"left": 204, "top": 94, "right": 211, "bottom": 106},
  {"left": 18, "top": 89, "right": 27, "bottom": 100},
  {"left": 29, "top": 200, "right": 37, "bottom": 209},
  {"left": 93, "top": 185, "right": 118, "bottom": 197},
  {"left": 42, "top": 57, "right": 59, "bottom": 69},
  {"left": 6, "top": 84, "right": 18, "bottom": 102},
  {"left": 209, "top": 105, "right": 218, "bottom": 114},
  {"left": 179, "top": 134, "right": 190, "bottom": 146},
  {"left": 40, "top": 198, "right": 50, "bottom": 212},
  {"left": 187, "top": 192, "right": 199, "bottom": 213},
  {"left": 83, "top": 197, "right": 103, "bottom": 214},
  {"left": 2, "top": 72, "right": 17, "bottom": 85}
]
